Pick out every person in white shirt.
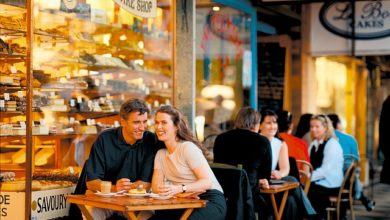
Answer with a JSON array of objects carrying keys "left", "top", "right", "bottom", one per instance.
[
  {"left": 149, "top": 105, "right": 226, "bottom": 220},
  {"left": 307, "top": 114, "right": 344, "bottom": 219}
]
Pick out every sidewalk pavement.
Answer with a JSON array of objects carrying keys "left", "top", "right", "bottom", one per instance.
[{"left": 352, "top": 167, "right": 390, "bottom": 220}]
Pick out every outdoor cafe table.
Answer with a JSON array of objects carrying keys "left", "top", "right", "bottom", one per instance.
[
  {"left": 260, "top": 181, "right": 300, "bottom": 220},
  {"left": 67, "top": 194, "right": 207, "bottom": 220}
]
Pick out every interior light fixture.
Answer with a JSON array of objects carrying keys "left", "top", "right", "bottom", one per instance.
[{"left": 212, "top": 6, "right": 220, "bottom": 12}]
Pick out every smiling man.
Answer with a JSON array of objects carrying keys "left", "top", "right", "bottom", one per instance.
[{"left": 84, "top": 98, "right": 162, "bottom": 219}]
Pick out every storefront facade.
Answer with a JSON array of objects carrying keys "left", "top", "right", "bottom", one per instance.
[{"left": 301, "top": 0, "right": 390, "bottom": 183}]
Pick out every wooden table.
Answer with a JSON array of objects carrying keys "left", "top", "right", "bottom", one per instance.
[
  {"left": 67, "top": 194, "right": 207, "bottom": 220},
  {"left": 260, "top": 181, "right": 300, "bottom": 220}
]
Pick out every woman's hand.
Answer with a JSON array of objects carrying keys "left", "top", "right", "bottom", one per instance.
[
  {"left": 158, "top": 184, "right": 182, "bottom": 196},
  {"left": 259, "top": 178, "right": 269, "bottom": 189},
  {"left": 271, "top": 170, "right": 283, "bottom": 180}
]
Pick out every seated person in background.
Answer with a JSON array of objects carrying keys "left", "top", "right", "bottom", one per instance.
[
  {"left": 260, "top": 109, "right": 315, "bottom": 220},
  {"left": 327, "top": 114, "right": 375, "bottom": 211},
  {"left": 213, "top": 106, "right": 272, "bottom": 194},
  {"left": 150, "top": 105, "right": 226, "bottom": 220},
  {"left": 277, "top": 110, "right": 310, "bottom": 164},
  {"left": 295, "top": 113, "right": 314, "bottom": 145},
  {"left": 308, "top": 114, "right": 344, "bottom": 219},
  {"left": 85, "top": 99, "right": 162, "bottom": 220},
  {"left": 259, "top": 110, "right": 290, "bottom": 180}
]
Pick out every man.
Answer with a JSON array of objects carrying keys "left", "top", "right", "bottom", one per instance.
[
  {"left": 379, "top": 96, "right": 390, "bottom": 184},
  {"left": 328, "top": 114, "right": 375, "bottom": 212},
  {"left": 85, "top": 99, "right": 162, "bottom": 219},
  {"left": 213, "top": 107, "right": 273, "bottom": 220}
]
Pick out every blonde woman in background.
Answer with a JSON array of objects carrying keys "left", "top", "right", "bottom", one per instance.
[{"left": 307, "top": 114, "right": 343, "bottom": 219}]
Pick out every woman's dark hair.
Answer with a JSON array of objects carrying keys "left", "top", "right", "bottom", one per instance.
[
  {"left": 259, "top": 109, "right": 278, "bottom": 124},
  {"left": 295, "top": 113, "right": 313, "bottom": 138},
  {"left": 234, "top": 107, "right": 260, "bottom": 130},
  {"left": 120, "top": 99, "right": 150, "bottom": 120},
  {"left": 277, "top": 110, "right": 293, "bottom": 133},
  {"left": 156, "top": 105, "right": 208, "bottom": 156}
]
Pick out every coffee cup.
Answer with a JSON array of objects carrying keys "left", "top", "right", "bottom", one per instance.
[{"left": 100, "top": 181, "right": 111, "bottom": 194}]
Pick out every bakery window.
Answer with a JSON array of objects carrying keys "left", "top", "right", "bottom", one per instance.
[{"left": 0, "top": 0, "right": 173, "bottom": 219}]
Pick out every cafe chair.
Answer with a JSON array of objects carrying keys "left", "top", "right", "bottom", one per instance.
[
  {"left": 295, "top": 160, "right": 313, "bottom": 195},
  {"left": 211, "top": 164, "right": 256, "bottom": 220},
  {"left": 326, "top": 157, "right": 358, "bottom": 220}
]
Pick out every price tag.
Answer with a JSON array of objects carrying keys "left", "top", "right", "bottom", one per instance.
[
  {"left": 99, "top": 97, "right": 105, "bottom": 103},
  {"left": 86, "top": 119, "right": 92, "bottom": 126},
  {"left": 114, "top": 121, "right": 120, "bottom": 127},
  {"left": 0, "top": 100, "right": 5, "bottom": 108},
  {"left": 4, "top": 93, "right": 10, "bottom": 100},
  {"left": 87, "top": 100, "right": 93, "bottom": 108},
  {"left": 95, "top": 79, "right": 100, "bottom": 86},
  {"left": 17, "top": 91, "right": 23, "bottom": 98},
  {"left": 106, "top": 93, "right": 110, "bottom": 99},
  {"left": 121, "top": 94, "right": 125, "bottom": 100},
  {"left": 32, "top": 121, "right": 35, "bottom": 126},
  {"left": 70, "top": 99, "right": 76, "bottom": 107},
  {"left": 40, "top": 119, "right": 45, "bottom": 125},
  {"left": 69, "top": 117, "right": 75, "bottom": 124},
  {"left": 91, "top": 119, "right": 96, "bottom": 125},
  {"left": 77, "top": 96, "right": 82, "bottom": 103},
  {"left": 10, "top": 66, "right": 17, "bottom": 74},
  {"left": 50, "top": 91, "right": 56, "bottom": 98},
  {"left": 19, "top": 121, "right": 26, "bottom": 129}
]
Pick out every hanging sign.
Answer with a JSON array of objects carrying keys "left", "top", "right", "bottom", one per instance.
[
  {"left": 310, "top": 1, "right": 390, "bottom": 56},
  {"left": 113, "top": 0, "right": 157, "bottom": 18}
]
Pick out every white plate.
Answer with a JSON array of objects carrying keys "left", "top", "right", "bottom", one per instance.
[
  {"left": 148, "top": 193, "right": 173, "bottom": 200},
  {"left": 124, "top": 193, "right": 149, "bottom": 197},
  {"left": 94, "top": 192, "right": 116, "bottom": 197}
]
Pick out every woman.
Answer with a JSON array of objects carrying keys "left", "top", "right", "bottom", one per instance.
[
  {"left": 259, "top": 109, "right": 290, "bottom": 180},
  {"left": 150, "top": 105, "right": 226, "bottom": 220},
  {"left": 307, "top": 114, "right": 344, "bottom": 219},
  {"left": 259, "top": 109, "right": 316, "bottom": 220}
]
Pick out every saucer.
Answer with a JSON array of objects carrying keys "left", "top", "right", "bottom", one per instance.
[
  {"left": 149, "top": 193, "right": 173, "bottom": 200},
  {"left": 95, "top": 192, "right": 116, "bottom": 197},
  {"left": 124, "top": 193, "right": 149, "bottom": 197}
]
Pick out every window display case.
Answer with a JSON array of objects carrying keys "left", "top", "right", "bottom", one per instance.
[{"left": 0, "top": 0, "right": 173, "bottom": 219}]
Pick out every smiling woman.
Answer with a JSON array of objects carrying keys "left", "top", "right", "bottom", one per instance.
[{"left": 150, "top": 105, "right": 227, "bottom": 220}]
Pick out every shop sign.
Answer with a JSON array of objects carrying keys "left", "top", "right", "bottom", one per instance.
[
  {"left": 113, "top": 0, "right": 156, "bottom": 18},
  {"left": 319, "top": 1, "right": 390, "bottom": 39},
  {"left": 31, "top": 187, "right": 75, "bottom": 220},
  {"left": 0, "top": 192, "right": 24, "bottom": 219},
  {"left": 310, "top": 1, "right": 390, "bottom": 56}
]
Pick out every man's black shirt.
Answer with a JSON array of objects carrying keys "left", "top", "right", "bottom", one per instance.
[{"left": 85, "top": 127, "right": 162, "bottom": 184}]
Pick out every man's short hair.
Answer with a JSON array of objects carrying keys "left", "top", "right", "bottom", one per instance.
[
  {"left": 119, "top": 99, "right": 150, "bottom": 120},
  {"left": 327, "top": 114, "right": 340, "bottom": 130},
  {"left": 234, "top": 107, "right": 260, "bottom": 130}
]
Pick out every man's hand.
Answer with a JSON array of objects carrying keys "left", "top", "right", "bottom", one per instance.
[
  {"left": 116, "top": 178, "right": 132, "bottom": 192},
  {"left": 259, "top": 178, "right": 269, "bottom": 189}
]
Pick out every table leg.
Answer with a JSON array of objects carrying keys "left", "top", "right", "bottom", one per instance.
[
  {"left": 77, "top": 204, "right": 93, "bottom": 220},
  {"left": 126, "top": 211, "right": 138, "bottom": 220},
  {"left": 278, "top": 191, "right": 289, "bottom": 219},
  {"left": 270, "top": 194, "right": 280, "bottom": 220},
  {"left": 180, "top": 208, "right": 194, "bottom": 220}
]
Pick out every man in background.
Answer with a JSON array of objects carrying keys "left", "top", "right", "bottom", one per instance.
[{"left": 328, "top": 114, "right": 375, "bottom": 211}]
